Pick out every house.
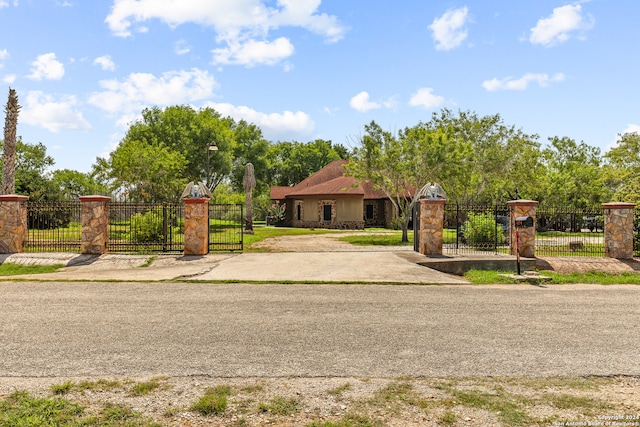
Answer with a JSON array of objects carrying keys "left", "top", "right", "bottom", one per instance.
[{"left": 270, "top": 160, "right": 395, "bottom": 229}]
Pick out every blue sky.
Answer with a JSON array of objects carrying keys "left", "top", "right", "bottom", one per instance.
[{"left": 1, "top": 0, "right": 638, "bottom": 173}]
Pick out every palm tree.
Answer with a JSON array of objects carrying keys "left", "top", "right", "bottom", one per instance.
[
  {"left": 2, "top": 88, "right": 21, "bottom": 195},
  {"left": 243, "top": 163, "right": 256, "bottom": 234}
]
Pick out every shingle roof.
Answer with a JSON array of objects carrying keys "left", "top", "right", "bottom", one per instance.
[{"left": 271, "top": 160, "right": 389, "bottom": 199}]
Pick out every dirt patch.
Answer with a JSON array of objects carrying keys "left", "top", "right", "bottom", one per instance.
[
  {"left": 250, "top": 231, "right": 411, "bottom": 252},
  {"left": 537, "top": 256, "right": 640, "bottom": 274}
]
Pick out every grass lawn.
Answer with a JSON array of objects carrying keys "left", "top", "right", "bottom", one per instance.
[
  {"left": 465, "top": 269, "right": 640, "bottom": 285},
  {"left": 0, "top": 263, "right": 64, "bottom": 275}
]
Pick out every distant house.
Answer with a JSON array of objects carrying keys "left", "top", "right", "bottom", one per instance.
[{"left": 270, "top": 160, "right": 395, "bottom": 229}]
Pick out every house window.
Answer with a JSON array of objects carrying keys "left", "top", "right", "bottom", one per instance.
[
  {"left": 296, "top": 204, "right": 302, "bottom": 221},
  {"left": 366, "top": 204, "right": 375, "bottom": 220},
  {"left": 323, "top": 204, "right": 332, "bottom": 221}
]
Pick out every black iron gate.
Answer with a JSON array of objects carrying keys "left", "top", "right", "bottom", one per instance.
[
  {"left": 108, "top": 202, "right": 185, "bottom": 253},
  {"left": 209, "top": 203, "right": 243, "bottom": 252},
  {"left": 535, "top": 205, "right": 604, "bottom": 257},
  {"left": 443, "top": 204, "right": 510, "bottom": 255}
]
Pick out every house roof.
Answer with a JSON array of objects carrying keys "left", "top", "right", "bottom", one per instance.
[{"left": 271, "top": 160, "right": 388, "bottom": 200}]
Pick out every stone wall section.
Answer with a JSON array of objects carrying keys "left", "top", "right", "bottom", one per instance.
[
  {"left": 183, "top": 198, "right": 209, "bottom": 255},
  {"left": 0, "top": 195, "right": 28, "bottom": 253},
  {"left": 507, "top": 200, "right": 538, "bottom": 258},
  {"left": 419, "top": 198, "right": 445, "bottom": 256},
  {"left": 79, "top": 196, "right": 110, "bottom": 254},
  {"left": 603, "top": 202, "right": 635, "bottom": 259}
]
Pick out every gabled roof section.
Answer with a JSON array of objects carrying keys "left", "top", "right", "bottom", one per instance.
[{"left": 270, "top": 159, "right": 389, "bottom": 199}]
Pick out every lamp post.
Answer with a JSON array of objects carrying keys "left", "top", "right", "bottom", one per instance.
[{"left": 206, "top": 141, "right": 218, "bottom": 189}]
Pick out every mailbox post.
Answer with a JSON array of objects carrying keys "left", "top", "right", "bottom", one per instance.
[{"left": 514, "top": 216, "right": 533, "bottom": 275}]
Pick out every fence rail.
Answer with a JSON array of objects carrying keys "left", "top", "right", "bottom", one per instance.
[
  {"left": 25, "top": 201, "right": 82, "bottom": 253},
  {"left": 535, "top": 205, "right": 605, "bottom": 257},
  {"left": 23, "top": 201, "right": 243, "bottom": 254}
]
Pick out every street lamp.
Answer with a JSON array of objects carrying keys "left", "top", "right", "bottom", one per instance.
[{"left": 206, "top": 141, "right": 218, "bottom": 189}]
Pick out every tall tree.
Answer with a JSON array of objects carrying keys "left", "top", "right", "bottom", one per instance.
[
  {"left": 540, "top": 136, "right": 607, "bottom": 207},
  {"left": 2, "top": 88, "right": 20, "bottom": 194},
  {"left": 349, "top": 120, "right": 464, "bottom": 242},
  {"left": 102, "top": 105, "right": 236, "bottom": 200},
  {"left": 604, "top": 132, "right": 640, "bottom": 202}
]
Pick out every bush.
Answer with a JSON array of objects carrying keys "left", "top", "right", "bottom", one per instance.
[
  {"left": 462, "top": 212, "right": 504, "bottom": 249},
  {"left": 130, "top": 211, "right": 163, "bottom": 243}
]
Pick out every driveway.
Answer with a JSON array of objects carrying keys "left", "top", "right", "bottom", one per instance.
[{"left": 2, "top": 282, "right": 639, "bottom": 378}]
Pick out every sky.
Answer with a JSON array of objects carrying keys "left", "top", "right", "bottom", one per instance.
[{"left": 1, "top": 0, "right": 639, "bottom": 173}]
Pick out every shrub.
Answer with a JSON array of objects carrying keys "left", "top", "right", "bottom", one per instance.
[
  {"left": 462, "top": 212, "right": 504, "bottom": 249},
  {"left": 130, "top": 211, "right": 163, "bottom": 243}
]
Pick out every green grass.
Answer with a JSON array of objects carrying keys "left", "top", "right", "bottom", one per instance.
[
  {"left": 339, "top": 232, "right": 413, "bottom": 246},
  {"left": 0, "top": 390, "right": 160, "bottom": 427},
  {"left": 257, "top": 396, "right": 302, "bottom": 416},
  {"left": 0, "top": 263, "right": 64, "bottom": 276},
  {"left": 191, "top": 385, "right": 231, "bottom": 415},
  {"left": 307, "top": 413, "right": 383, "bottom": 427},
  {"left": 130, "top": 379, "right": 164, "bottom": 396},
  {"left": 464, "top": 269, "right": 640, "bottom": 284}
]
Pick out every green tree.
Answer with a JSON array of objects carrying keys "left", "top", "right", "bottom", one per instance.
[
  {"left": 349, "top": 120, "right": 464, "bottom": 242},
  {"left": 540, "top": 136, "right": 607, "bottom": 207},
  {"left": 102, "top": 105, "right": 237, "bottom": 201},
  {"left": 50, "top": 169, "right": 106, "bottom": 200},
  {"left": 267, "top": 139, "right": 348, "bottom": 186},
  {"left": 14, "top": 139, "right": 55, "bottom": 200},
  {"left": 421, "top": 109, "right": 542, "bottom": 204},
  {"left": 107, "top": 139, "right": 188, "bottom": 202},
  {"left": 604, "top": 132, "right": 640, "bottom": 202}
]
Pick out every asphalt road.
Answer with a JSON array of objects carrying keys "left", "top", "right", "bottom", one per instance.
[{"left": 1, "top": 282, "right": 639, "bottom": 378}]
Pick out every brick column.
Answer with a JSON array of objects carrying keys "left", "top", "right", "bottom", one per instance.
[
  {"left": 183, "top": 198, "right": 209, "bottom": 255},
  {"left": 419, "top": 198, "right": 446, "bottom": 256},
  {"left": 602, "top": 202, "right": 635, "bottom": 259},
  {"left": 79, "top": 195, "right": 111, "bottom": 255},
  {"left": 0, "top": 195, "right": 29, "bottom": 253},
  {"left": 507, "top": 200, "right": 538, "bottom": 258}
]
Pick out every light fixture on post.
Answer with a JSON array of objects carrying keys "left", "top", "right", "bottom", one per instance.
[{"left": 206, "top": 141, "right": 218, "bottom": 189}]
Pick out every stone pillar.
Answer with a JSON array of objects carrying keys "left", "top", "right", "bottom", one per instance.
[
  {"left": 602, "top": 202, "right": 635, "bottom": 259},
  {"left": 183, "top": 198, "right": 210, "bottom": 255},
  {"left": 419, "top": 198, "right": 446, "bottom": 256},
  {"left": 79, "top": 195, "right": 111, "bottom": 255},
  {"left": 0, "top": 195, "right": 29, "bottom": 253},
  {"left": 507, "top": 200, "right": 538, "bottom": 258}
]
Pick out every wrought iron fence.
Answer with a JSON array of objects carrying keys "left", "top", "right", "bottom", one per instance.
[
  {"left": 443, "top": 204, "right": 510, "bottom": 255},
  {"left": 108, "top": 202, "right": 185, "bottom": 253},
  {"left": 209, "top": 204, "right": 243, "bottom": 252},
  {"left": 25, "top": 201, "right": 82, "bottom": 252},
  {"left": 535, "top": 205, "right": 605, "bottom": 257}
]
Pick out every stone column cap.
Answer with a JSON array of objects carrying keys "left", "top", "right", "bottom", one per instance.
[
  {"left": 507, "top": 199, "right": 539, "bottom": 206},
  {"left": 602, "top": 202, "right": 636, "bottom": 209},
  {"left": 79, "top": 195, "right": 111, "bottom": 202},
  {"left": 0, "top": 194, "right": 29, "bottom": 201},
  {"left": 183, "top": 197, "right": 210, "bottom": 204}
]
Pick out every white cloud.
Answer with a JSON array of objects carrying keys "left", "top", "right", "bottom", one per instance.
[
  {"left": 429, "top": 7, "right": 470, "bottom": 51},
  {"left": 482, "top": 73, "right": 565, "bottom": 91},
  {"left": 28, "top": 53, "right": 65, "bottom": 80},
  {"left": 88, "top": 68, "right": 217, "bottom": 123},
  {"left": 105, "top": 0, "right": 346, "bottom": 67},
  {"left": 93, "top": 55, "right": 116, "bottom": 71},
  {"left": 0, "top": 1, "right": 8, "bottom": 8},
  {"left": 529, "top": 3, "right": 594, "bottom": 47},
  {"left": 174, "top": 39, "right": 191, "bottom": 55},
  {"left": 350, "top": 91, "right": 380, "bottom": 112},
  {"left": 21, "top": 91, "right": 91, "bottom": 133},
  {"left": 208, "top": 102, "right": 314, "bottom": 140},
  {"left": 212, "top": 37, "right": 295, "bottom": 67},
  {"left": 3, "top": 75, "right": 15, "bottom": 84},
  {"left": 0, "top": 49, "right": 8, "bottom": 63},
  {"left": 409, "top": 88, "right": 444, "bottom": 109}
]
